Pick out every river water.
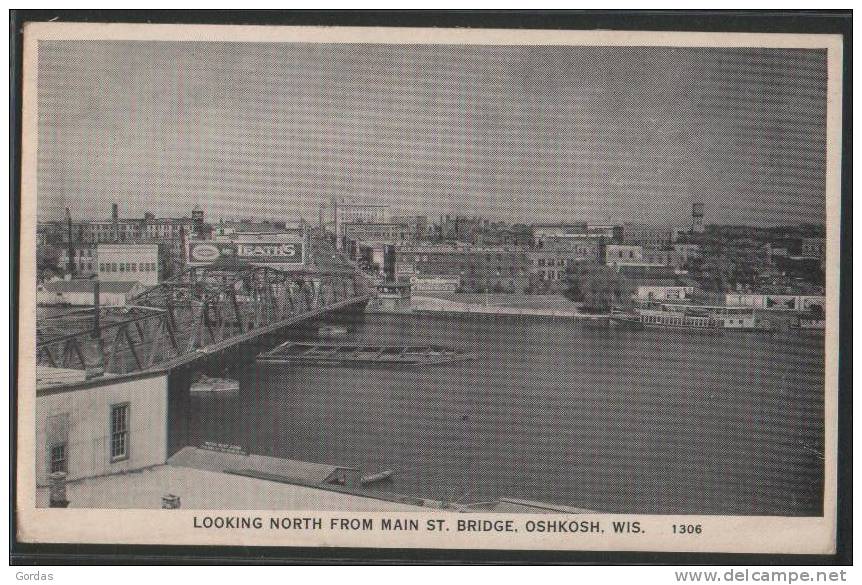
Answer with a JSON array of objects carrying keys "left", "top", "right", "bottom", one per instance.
[{"left": 187, "top": 312, "right": 824, "bottom": 516}]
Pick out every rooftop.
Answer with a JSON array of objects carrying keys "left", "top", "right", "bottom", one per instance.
[
  {"left": 36, "top": 464, "right": 425, "bottom": 511},
  {"left": 41, "top": 280, "right": 141, "bottom": 294}
]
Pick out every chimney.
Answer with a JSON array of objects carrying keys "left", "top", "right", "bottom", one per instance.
[
  {"left": 161, "top": 494, "right": 181, "bottom": 509},
  {"left": 49, "top": 471, "right": 69, "bottom": 508},
  {"left": 112, "top": 203, "right": 119, "bottom": 242}
]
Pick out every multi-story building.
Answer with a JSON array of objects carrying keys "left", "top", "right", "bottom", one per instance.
[
  {"left": 97, "top": 243, "right": 163, "bottom": 286},
  {"left": 528, "top": 242, "right": 602, "bottom": 287},
  {"left": 335, "top": 203, "right": 390, "bottom": 249},
  {"left": 395, "top": 244, "right": 530, "bottom": 293},
  {"left": 533, "top": 223, "right": 621, "bottom": 248},
  {"left": 343, "top": 222, "right": 411, "bottom": 246},
  {"left": 605, "top": 244, "right": 644, "bottom": 267},
  {"left": 621, "top": 223, "right": 674, "bottom": 247},
  {"left": 59, "top": 243, "right": 97, "bottom": 277},
  {"left": 391, "top": 215, "right": 428, "bottom": 241}
]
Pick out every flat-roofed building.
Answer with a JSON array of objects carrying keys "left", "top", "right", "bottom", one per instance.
[
  {"left": 37, "top": 280, "right": 145, "bottom": 307},
  {"left": 396, "top": 244, "right": 530, "bottom": 293},
  {"left": 97, "top": 243, "right": 162, "bottom": 286}
]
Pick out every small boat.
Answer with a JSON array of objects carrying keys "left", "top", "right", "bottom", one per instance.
[
  {"left": 360, "top": 470, "right": 394, "bottom": 486},
  {"left": 190, "top": 375, "right": 240, "bottom": 394},
  {"left": 318, "top": 325, "right": 348, "bottom": 337}
]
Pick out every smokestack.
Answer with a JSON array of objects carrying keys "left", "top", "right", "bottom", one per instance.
[
  {"left": 65, "top": 208, "right": 75, "bottom": 278},
  {"left": 112, "top": 203, "right": 119, "bottom": 242}
]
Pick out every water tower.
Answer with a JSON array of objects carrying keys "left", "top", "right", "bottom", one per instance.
[{"left": 692, "top": 202, "right": 705, "bottom": 234}]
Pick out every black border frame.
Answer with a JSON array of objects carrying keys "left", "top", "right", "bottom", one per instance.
[{"left": 9, "top": 9, "right": 852, "bottom": 566}]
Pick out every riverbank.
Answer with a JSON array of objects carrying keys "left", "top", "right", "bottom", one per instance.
[{"left": 376, "top": 293, "right": 609, "bottom": 320}]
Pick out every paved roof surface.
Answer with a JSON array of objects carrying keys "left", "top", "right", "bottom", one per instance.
[{"left": 42, "top": 280, "right": 140, "bottom": 293}]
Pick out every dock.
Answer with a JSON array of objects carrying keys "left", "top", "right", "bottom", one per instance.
[{"left": 257, "top": 341, "right": 475, "bottom": 366}]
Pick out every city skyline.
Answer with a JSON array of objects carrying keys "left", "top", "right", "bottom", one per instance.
[{"left": 38, "top": 42, "right": 827, "bottom": 227}]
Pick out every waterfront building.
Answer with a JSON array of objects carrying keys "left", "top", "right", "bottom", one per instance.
[
  {"left": 395, "top": 243, "right": 530, "bottom": 293},
  {"left": 374, "top": 281, "right": 412, "bottom": 311},
  {"left": 528, "top": 245, "right": 600, "bottom": 289},
  {"left": 97, "top": 243, "right": 163, "bottom": 287},
  {"left": 34, "top": 369, "right": 170, "bottom": 487},
  {"left": 635, "top": 285, "right": 696, "bottom": 302},
  {"left": 409, "top": 275, "right": 461, "bottom": 293},
  {"left": 725, "top": 293, "right": 825, "bottom": 313}
]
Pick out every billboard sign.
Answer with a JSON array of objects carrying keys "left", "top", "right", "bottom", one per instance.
[
  {"left": 236, "top": 242, "right": 303, "bottom": 263},
  {"left": 188, "top": 241, "right": 305, "bottom": 266},
  {"left": 188, "top": 242, "right": 237, "bottom": 264}
]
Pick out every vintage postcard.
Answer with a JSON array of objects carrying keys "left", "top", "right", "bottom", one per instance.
[{"left": 16, "top": 21, "right": 844, "bottom": 555}]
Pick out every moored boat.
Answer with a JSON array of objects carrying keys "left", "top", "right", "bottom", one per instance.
[
  {"left": 610, "top": 307, "right": 719, "bottom": 331},
  {"left": 190, "top": 375, "right": 240, "bottom": 394}
]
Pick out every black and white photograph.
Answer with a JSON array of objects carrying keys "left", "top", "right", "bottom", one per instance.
[{"left": 14, "top": 20, "right": 845, "bottom": 556}]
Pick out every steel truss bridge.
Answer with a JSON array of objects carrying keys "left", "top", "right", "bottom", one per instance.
[{"left": 36, "top": 264, "right": 369, "bottom": 380}]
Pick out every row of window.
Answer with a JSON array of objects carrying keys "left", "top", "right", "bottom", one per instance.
[
  {"left": 642, "top": 315, "right": 709, "bottom": 327},
  {"left": 48, "top": 403, "right": 129, "bottom": 475},
  {"left": 99, "top": 261, "right": 157, "bottom": 273}
]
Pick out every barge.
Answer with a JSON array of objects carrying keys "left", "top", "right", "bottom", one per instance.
[{"left": 257, "top": 341, "right": 476, "bottom": 367}]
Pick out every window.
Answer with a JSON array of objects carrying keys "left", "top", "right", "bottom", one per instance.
[
  {"left": 50, "top": 443, "right": 67, "bottom": 474},
  {"left": 131, "top": 263, "right": 137, "bottom": 272},
  {"left": 110, "top": 403, "right": 130, "bottom": 461}
]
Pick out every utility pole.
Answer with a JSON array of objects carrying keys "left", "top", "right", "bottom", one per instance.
[{"left": 65, "top": 208, "right": 75, "bottom": 278}]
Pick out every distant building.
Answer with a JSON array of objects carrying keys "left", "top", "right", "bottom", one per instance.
[
  {"left": 528, "top": 245, "right": 600, "bottom": 289},
  {"left": 97, "top": 243, "right": 163, "bottom": 287},
  {"left": 395, "top": 244, "right": 530, "bottom": 293},
  {"left": 409, "top": 275, "right": 460, "bottom": 293},
  {"left": 621, "top": 223, "right": 674, "bottom": 247},
  {"left": 533, "top": 223, "right": 621, "bottom": 248},
  {"left": 801, "top": 237, "right": 826, "bottom": 259},
  {"left": 391, "top": 215, "right": 428, "bottom": 241},
  {"left": 635, "top": 285, "right": 696, "bottom": 302},
  {"left": 605, "top": 244, "right": 644, "bottom": 267},
  {"left": 343, "top": 222, "right": 411, "bottom": 246},
  {"left": 335, "top": 203, "right": 390, "bottom": 249},
  {"left": 374, "top": 281, "right": 412, "bottom": 311},
  {"left": 37, "top": 280, "right": 145, "bottom": 307},
  {"left": 59, "top": 243, "right": 97, "bottom": 277}
]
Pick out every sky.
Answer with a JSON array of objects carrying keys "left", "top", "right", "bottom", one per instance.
[{"left": 37, "top": 41, "right": 828, "bottom": 227}]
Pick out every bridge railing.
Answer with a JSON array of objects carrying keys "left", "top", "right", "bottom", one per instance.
[{"left": 36, "top": 264, "right": 368, "bottom": 379}]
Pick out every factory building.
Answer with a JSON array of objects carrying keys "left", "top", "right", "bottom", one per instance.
[
  {"left": 395, "top": 244, "right": 530, "bottom": 293},
  {"left": 97, "top": 243, "right": 163, "bottom": 287}
]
